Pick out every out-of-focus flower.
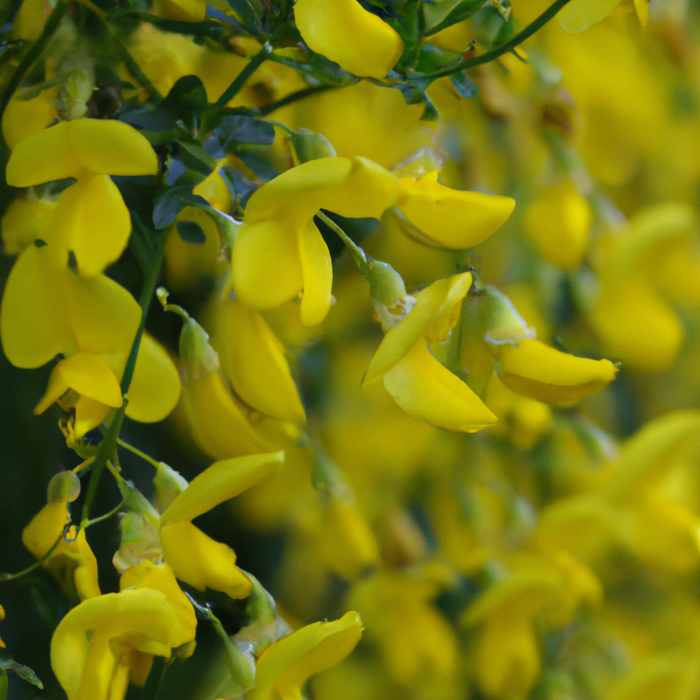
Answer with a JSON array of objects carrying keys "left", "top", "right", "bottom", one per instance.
[
  {"left": 558, "top": 0, "right": 649, "bottom": 33},
  {"left": 294, "top": 0, "right": 403, "bottom": 79}
]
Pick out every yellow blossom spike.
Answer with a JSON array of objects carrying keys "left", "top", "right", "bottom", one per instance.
[
  {"left": 64, "top": 119, "right": 159, "bottom": 176},
  {"left": 160, "top": 521, "right": 253, "bottom": 599},
  {"left": 294, "top": 0, "right": 403, "bottom": 80},
  {"left": 160, "top": 451, "right": 284, "bottom": 527},
  {"left": 214, "top": 300, "right": 306, "bottom": 423},
  {"left": 396, "top": 172, "right": 515, "bottom": 250},
  {"left": 120, "top": 561, "right": 197, "bottom": 651},
  {"left": 6, "top": 122, "right": 85, "bottom": 186},
  {"left": 364, "top": 272, "right": 472, "bottom": 385},
  {"left": 496, "top": 339, "right": 618, "bottom": 405},
  {"left": 1, "top": 197, "right": 57, "bottom": 255},
  {"left": 50, "top": 588, "right": 180, "bottom": 700},
  {"left": 523, "top": 181, "right": 592, "bottom": 270},
  {"left": 383, "top": 338, "right": 497, "bottom": 432},
  {"left": 248, "top": 611, "right": 363, "bottom": 700},
  {"left": 34, "top": 352, "right": 123, "bottom": 416},
  {"left": 558, "top": 0, "right": 622, "bottom": 33},
  {"left": 126, "top": 333, "right": 182, "bottom": 424},
  {"left": 49, "top": 174, "right": 131, "bottom": 277},
  {"left": 182, "top": 371, "right": 278, "bottom": 460}
]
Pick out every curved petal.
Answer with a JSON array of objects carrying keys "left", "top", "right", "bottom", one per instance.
[
  {"left": 65, "top": 119, "right": 159, "bottom": 176},
  {"left": 214, "top": 300, "right": 306, "bottom": 423},
  {"left": 160, "top": 451, "right": 284, "bottom": 526},
  {"left": 558, "top": 0, "right": 622, "bottom": 32},
  {"left": 56, "top": 352, "right": 123, "bottom": 407},
  {"left": 160, "top": 521, "right": 252, "bottom": 599},
  {"left": 298, "top": 220, "right": 333, "bottom": 326},
  {"left": 1, "top": 197, "right": 56, "bottom": 255},
  {"left": 250, "top": 612, "right": 363, "bottom": 700},
  {"left": 74, "top": 397, "right": 111, "bottom": 437},
  {"left": 396, "top": 172, "right": 515, "bottom": 250},
  {"left": 66, "top": 528, "right": 102, "bottom": 601},
  {"left": 294, "top": 0, "right": 403, "bottom": 79},
  {"left": 496, "top": 339, "right": 618, "bottom": 405},
  {"left": 22, "top": 499, "right": 71, "bottom": 560},
  {"left": 50, "top": 175, "right": 131, "bottom": 277},
  {"left": 382, "top": 338, "right": 497, "bottom": 433},
  {"left": 1, "top": 91, "right": 58, "bottom": 150},
  {"left": 232, "top": 219, "right": 304, "bottom": 311},
  {"left": 364, "top": 273, "right": 471, "bottom": 385},
  {"left": 126, "top": 334, "right": 182, "bottom": 423}
]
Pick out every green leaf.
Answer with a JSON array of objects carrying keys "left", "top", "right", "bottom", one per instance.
[
  {"left": 160, "top": 75, "right": 209, "bottom": 126},
  {"left": 423, "top": 0, "right": 486, "bottom": 36},
  {"left": 226, "top": 0, "right": 264, "bottom": 28},
  {"left": 153, "top": 186, "right": 210, "bottom": 229},
  {"left": 450, "top": 71, "right": 477, "bottom": 98},
  {"left": 175, "top": 138, "right": 217, "bottom": 175},
  {"left": 0, "top": 670, "right": 7, "bottom": 700},
  {"left": 177, "top": 220, "right": 207, "bottom": 244},
  {"left": 0, "top": 658, "right": 43, "bottom": 690},
  {"left": 215, "top": 115, "right": 276, "bottom": 146},
  {"left": 288, "top": 127, "right": 337, "bottom": 163}
]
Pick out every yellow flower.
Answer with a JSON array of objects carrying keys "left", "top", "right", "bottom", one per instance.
[
  {"left": 1, "top": 196, "right": 57, "bottom": 255},
  {"left": 495, "top": 338, "right": 618, "bottom": 405},
  {"left": 50, "top": 588, "right": 184, "bottom": 700},
  {"left": 294, "top": 0, "right": 404, "bottom": 80},
  {"left": 6, "top": 119, "right": 158, "bottom": 277},
  {"left": 1, "top": 88, "right": 58, "bottom": 150},
  {"left": 558, "top": 0, "right": 648, "bottom": 33},
  {"left": 395, "top": 171, "right": 516, "bottom": 249},
  {"left": 247, "top": 611, "right": 363, "bottom": 700},
  {"left": 232, "top": 156, "right": 398, "bottom": 326},
  {"left": 364, "top": 272, "right": 498, "bottom": 431},
  {"left": 159, "top": 452, "right": 285, "bottom": 598}
]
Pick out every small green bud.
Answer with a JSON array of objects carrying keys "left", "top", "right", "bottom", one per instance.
[
  {"left": 289, "top": 127, "right": 337, "bottom": 164},
  {"left": 47, "top": 471, "right": 81, "bottom": 503},
  {"left": 367, "top": 257, "right": 407, "bottom": 309},
  {"left": 54, "top": 67, "right": 93, "bottom": 121},
  {"left": 482, "top": 285, "right": 535, "bottom": 346},
  {"left": 244, "top": 572, "right": 277, "bottom": 624},
  {"left": 391, "top": 147, "right": 443, "bottom": 180},
  {"left": 153, "top": 462, "right": 189, "bottom": 513}
]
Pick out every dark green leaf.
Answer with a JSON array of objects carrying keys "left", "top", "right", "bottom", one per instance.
[
  {"left": 160, "top": 75, "right": 208, "bottom": 126},
  {"left": 0, "top": 658, "right": 43, "bottom": 690},
  {"left": 220, "top": 166, "right": 258, "bottom": 207},
  {"left": 450, "top": 71, "right": 477, "bottom": 98},
  {"left": 153, "top": 186, "right": 209, "bottom": 229},
  {"left": 227, "top": 0, "right": 264, "bottom": 28},
  {"left": 289, "top": 128, "right": 336, "bottom": 163},
  {"left": 176, "top": 220, "right": 207, "bottom": 244},
  {"left": 415, "top": 45, "right": 461, "bottom": 74},
  {"left": 215, "top": 115, "right": 276, "bottom": 146},
  {"left": 423, "top": 0, "right": 486, "bottom": 36},
  {"left": 175, "top": 139, "right": 216, "bottom": 175}
]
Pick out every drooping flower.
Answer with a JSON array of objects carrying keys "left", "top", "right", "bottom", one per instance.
[
  {"left": 294, "top": 0, "right": 404, "bottom": 80},
  {"left": 364, "top": 272, "right": 498, "bottom": 432}
]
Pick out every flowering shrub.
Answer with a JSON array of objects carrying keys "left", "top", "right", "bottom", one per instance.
[{"left": 1, "top": 0, "right": 700, "bottom": 699}]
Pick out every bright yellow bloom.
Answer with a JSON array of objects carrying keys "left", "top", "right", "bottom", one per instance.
[
  {"left": 294, "top": 0, "right": 404, "bottom": 80},
  {"left": 232, "top": 156, "right": 398, "bottom": 326},
  {"left": 396, "top": 171, "right": 516, "bottom": 249},
  {"left": 1, "top": 196, "right": 56, "bottom": 255},
  {"left": 1, "top": 88, "right": 58, "bottom": 150},
  {"left": 159, "top": 452, "right": 284, "bottom": 598},
  {"left": 248, "top": 611, "right": 363, "bottom": 700},
  {"left": 364, "top": 272, "right": 498, "bottom": 431},
  {"left": 495, "top": 338, "right": 618, "bottom": 405},
  {"left": 50, "top": 588, "right": 184, "bottom": 700}
]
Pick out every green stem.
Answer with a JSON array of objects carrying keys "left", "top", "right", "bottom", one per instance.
[
  {"left": 213, "top": 43, "right": 271, "bottom": 109},
  {"left": 258, "top": 84, "right": 335, "bottom": 116},
  {"left": 0, "top": 531, "right": 65, "bottom": 582},
  {"left": 419, "top": 0, "right": 574, "bottom": 80},
  {"left": 83, "top": 497, "right": 127, "bottom": 528},
  {"left": 117, "top": 438, "right": 161, "bottom": 469},
  {"left": 0, "top": 0, "right": 69, "bottom": 119},
  {"left": 317, "top": 211, "right": 371, "bottom": 277},
  {"left": 81, "top": 232, "right": 166, "bottom": 524}
]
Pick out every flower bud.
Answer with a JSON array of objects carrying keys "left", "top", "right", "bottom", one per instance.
[{"left": 48, "top": 471, "right": 81, "bottom": 504}]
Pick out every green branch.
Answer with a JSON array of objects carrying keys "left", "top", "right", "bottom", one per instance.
[
  {"left": 418, "top": 0, "right": 574, "bottom": 81},
  {"left": 213, "top": 43, "right": 272, "bottom": 109},
  {"left": 0, "top": 0, "right": 69, "bottom": 119},
  {"left": 0, "top": 531, "right": 65, "bottom": 582},
  {"left": 258, "top": 84, "right": 335, "bottom": 116}
]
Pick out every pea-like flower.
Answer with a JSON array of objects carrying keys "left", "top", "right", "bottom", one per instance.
[
  {"left": 364, "top": 271, "right": 498, "bottom": 432},
  {"left": 232, "top": 156, "right": 398, "bottom": 327},
  {"left": 294, "top": 0, "right": 404, "bottom": 80}
]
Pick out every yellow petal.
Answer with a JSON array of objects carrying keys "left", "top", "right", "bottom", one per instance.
[
  {"left": 298, "top": 219, "right": 333, "bottom": 326},
  {"left": 182, "top": 371, "right": 277, "bottom": 460},
  {"left": 633, "top": 0, "right": 649, "bottom": 26},
  {"left": 50, "top": 175, "right": 131, "bottom": 277},
  {"left": 193, "top": 168, "right": 232, "bottom": 212},
  {"left": 249, "top": 611, "right": 363, "bottom": 700},
  {"left": 126, "top": 334, "right": 182, "bottom": 423},
  {"left": 523, "top": 181, "right": 592, "bottom": 270},
  {"left": 22, "top": 499, "right": 71, "bottom": 560},
  {"left": 120, "top": 561, "right": 197, "bottom": 649},
  {"left": 50, "top": 588, "right": 179, "bottom": 700},
  {"left": 558, "top": 0, "right": 623, "bottom": 33},
  {"left": 214, "top": 300, "right": 306, "bottom": 423},
  {"left": 65, "top": 528, "right": 102, "bottom": 601},
  {"left": 1, "top": 197, "right": 56, "bottom": 255},
  {"left": 74, "top": 397, "right": 112, "bottom": 437},
  {"left": 383, "top": 338, "right": 497, "bottom": 432},
  {"left": 160, "top": 521, "right": 253, "bottom": 599},
  {"left": 2, "top": 91, "right": 58, "bottom": 150},
  {"left": 294, "top": 0, "right": 403, "bottom": 79},
  {"left": 6, "top": 121, "right": 85, "bottom": 186},
  {"left": 396, "top": 172, "right": 515, "bottom": 249},
  {"left": 160, "top": 451, "right": 284, "bottom": 526},
  {"left": 65, "top": 119, "right": 159, "bottom": 176},
  {"left": 232, "top": 219, "right": 305, "bottom": 311},
  {"left": 364, "top": 272, "right": 472, "bottom": 385},
  {"left": 496, "top": 339, "right": 618, "bottom": 405}
]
